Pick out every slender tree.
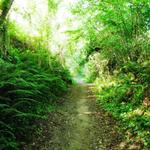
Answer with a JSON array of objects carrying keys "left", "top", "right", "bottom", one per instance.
[
  {"left": 0, "top": 0, "right": 14, "bottom": 25},
  {"left": 0, "top": 0, "right": 14, "bottom": 59}
]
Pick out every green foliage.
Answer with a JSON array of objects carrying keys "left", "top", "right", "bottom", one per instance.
[
  {"left": 96, "top": 62, "right": 150, "bottom": 147},
  {"left": 69, "top": 1, "right": 150, "bottom": 148},
  {"left": 0, "top": 47, "right": 72, "bottom": 149},
  {"left": 0, "top": 30, "right": 72, "bottom": 150},
  {"left": 0, "top": 0, "right": 73, "bottom": 148},
  {"left": 0, "top": 0, "right": 149, "bottom": 148},
  {"left": 0, "top": 0, "right": 73, "bottom": 149},
  {"left": 70, "top": 0, "right": 149, "bottom": 70},
  {"left": 48, "top": 0, "right": 58, "bottom": 12}
]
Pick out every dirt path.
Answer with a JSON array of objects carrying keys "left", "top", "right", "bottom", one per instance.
[{"left": 26, "top": 84, "right": 123, "bottom": 150}]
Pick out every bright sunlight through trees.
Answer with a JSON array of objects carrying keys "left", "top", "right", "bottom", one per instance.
[{"left": 0, "top": 0, "right": 149, "bottom": 149}]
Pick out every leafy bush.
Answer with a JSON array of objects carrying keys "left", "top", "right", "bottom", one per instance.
[{"left": 96, "top": 63, "right": 150, "bottom": 148}]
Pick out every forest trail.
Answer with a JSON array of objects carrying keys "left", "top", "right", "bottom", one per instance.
[{"left": 26, "top": 84, "right": 123, "bottom": 150}]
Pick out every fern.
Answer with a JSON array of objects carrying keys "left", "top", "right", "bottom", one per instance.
[
  {"left": 0, "top": 44, "right": 72, "bottom": 149},
  {"left": 0, "top": 121, "right": 13, "bottom": 131}
]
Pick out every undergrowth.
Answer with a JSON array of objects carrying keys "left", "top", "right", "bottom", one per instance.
[
  {"left": 95, "top": 61, "right": 150, "bottom": 148},
  {"left": 0, "top": 47, "right": 72, "bottom": 150}
]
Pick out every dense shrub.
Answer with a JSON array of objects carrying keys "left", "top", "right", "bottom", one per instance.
[
  {"left": 96, "top": 62, "right": 150, "bottom": 147},
  {"left": 0, "top": 48, "right": 72, "bottom": 150}
]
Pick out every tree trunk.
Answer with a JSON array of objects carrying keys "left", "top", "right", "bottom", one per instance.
[
  {"left": 0, "top": 0, "right": 14, "bottom": 59},
  {"left": 0, "top": 0, "right": 14, "bottom": 26}
]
